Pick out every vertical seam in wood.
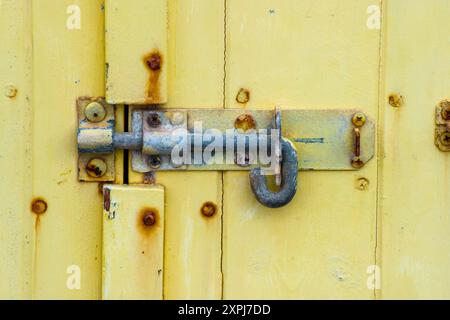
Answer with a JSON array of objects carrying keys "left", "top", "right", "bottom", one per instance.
[{"left": 375, "top": 0, "right": 385, "bottom": 301}]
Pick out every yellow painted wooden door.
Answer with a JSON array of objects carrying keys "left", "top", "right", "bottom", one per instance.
[{"left": 0, "top": 0, "right": 449, "bottom": 300}]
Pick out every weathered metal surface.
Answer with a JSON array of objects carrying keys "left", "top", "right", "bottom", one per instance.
[
  {"left": 77, "top": 97, "right": 115, "bottom": 182},
  {"left": 102, "top": 184, "right": 164, "bottom": 300},
  {"left": 78, "top": 105, "right": 376, "bottom": 173},
  {"left": 435, "top": 100, "right": 450, "bottom": 152},
  {"left": 250, "top": 139, "right": 298, "bottom": 208}
]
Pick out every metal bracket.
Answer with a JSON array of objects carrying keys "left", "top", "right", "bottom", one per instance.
[
  {"left": 435, "top": 99, "right": 450, "bottom": 152},
  {"left": 77, "top": 98, "right": 376, "bottom": 208}
]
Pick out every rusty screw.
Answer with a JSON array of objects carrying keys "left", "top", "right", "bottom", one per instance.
[
  {"left": 85, "top": 101, "right": 106, "bottom": 123},
  {"left": 147, "top": 113, "right": 161, "bottom": 128},
  {"left": 31, "top": 199, "right": 48, "bottom": 214},
  {"left": 235, "top": 114, "right": 256, "bottom": 132},
  {"left": 440, "top": 100, "right": 450, "bottom": 121},
  {"left": 142, "top": 210, "right": 156, "bottom": 227},
  {"left": 4, "top": 85, "right": 17, "bottom": 98},
  {"left": 440, "top": 131, "right": 450, "bottom": 146},
  {"left": 352, "top": 113, "right": 366, "bottom": 127},
  {"left": 351, "top": 156, "right": 365, "bottom": 169},
  {"left": 201, "top": 202, "right": 217, "bottom": 218},
  {"left": 149, "top": 155, "right": 162, "bottom": 169},
  {"left": 86, "top": 158, "right": 107, "bottom": 178},
  {"left": 388, "top": 93, "right": 404, "bottom": 108},
  {"left": 146, "top": 53, "right": 161, "bottom": 71}
]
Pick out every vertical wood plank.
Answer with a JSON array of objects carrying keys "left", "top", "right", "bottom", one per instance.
[
  {"left": 379, "top": 0, "right": 450, "bottom": 299},
  {"left": 129, "top": 0, "right": 225, "bottom": 299},
  {"left": 102, "top": 185, "right": 164, "bottom": 300},
  {"left": 32, "top": 0, "right": 106, "bottom": 299},
  {"left": 223, "top": 0, "right": 381, "bottom": 299},
  {"left": 0, "top": 0, "right": 33, "bottom": 299},
  {"left": 105, "top": 0, "right": 168, "bottom": 105}
]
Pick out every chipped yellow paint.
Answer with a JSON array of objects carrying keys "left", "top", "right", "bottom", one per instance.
[
  {"left": 0, "top": 0, "right": 33, "bottom": 299},
  {"left": 379, "top": 0, "right": 450, "bottom": 299},
  {"left": 106, "top": 0, "right": 168, "bottom": 105},
  {"left": 223, "top": 0, "right": 381, "bottom": 299},
  {"left": 102, "top": 185, "right": 164, "bottom": 300}
]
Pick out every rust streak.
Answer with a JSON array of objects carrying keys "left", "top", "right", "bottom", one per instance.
[{"left": 143, "top": 50, "right": 163, "bottom": 103}]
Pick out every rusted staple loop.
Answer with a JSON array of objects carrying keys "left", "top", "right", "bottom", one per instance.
[{"left": 250, "top": 138, "right": 298, "bottom": 208}]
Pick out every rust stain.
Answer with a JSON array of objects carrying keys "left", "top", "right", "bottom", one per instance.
[
  {"left": 143, "top": 50, "right": 163, "bottom": 103},
  {"left": 31, "top": 198, "right": 48, "bottom": 215},
  {"left": 236, "top": 88, "right": 250, "bottom": 104},
  {"left": 235, "top": 114, "right": 257, "bottom": 132},
  {"left": 201, "top": 202, "right": 217, "bottom": 218},
  {"left": 103, "top": 187, "right": 111, "bottom": 211},
  {"left": 137, "top": 208, "right": 160, "bottom": 235}
]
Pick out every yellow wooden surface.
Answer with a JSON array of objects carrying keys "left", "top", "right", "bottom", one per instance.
[
  {"left": 102, "top": 185, "right": 164, "bottom": 300},
  {"left": 106, "top": 0, "right": 168, "bottom": 105},
  {"left": 223, "top": 0, "right": 381, "bottom": 299},
  {"left": 31, "top": 0, "right": 107, "bottom": 299},
  {"left": 0, "top": 0, "right": 33, "bottom": 299},
  {"left": 2, "top": 0, "right": 450, "bottom": 300},
  {"left": 129, "top": 0, "right": 225, "bottom": 299},
  {"left": 379, "top": 0, "right": 450, "bottom": 299}
]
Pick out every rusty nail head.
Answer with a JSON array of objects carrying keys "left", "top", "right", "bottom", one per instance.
[
  {"left": 31, "top": 199, "right": 47, "bottom": 214},
  {"left": 147, "top": 113, "right": 161, "bottom": 128},
  {"left": 146, "top": 54, "right": 161, "bottom": 71},
  {"left": 201, "top": 202, "right": 217, "bottom": 217},
  {"left": 352, "top": 113, "right": 366, "bottom": 127},
  {"left": 86, "top": 158, "right": 107, "bottom": 178},
  {"left": 351, "top": 156, "right": 365, "bottom": 169},
  {"left": 440, "top": 131, "right": 450, "bottom": 146},
  {"left": 143, "top": 211, "right": 156, "bottom": 226},
  {"left": 235, "top": 114, "right": 256, "bottom": 132},
  {"left": 440, "top": 100, "right": 450, "bottom": 121},
  {"left": 388, "top": 93, "right": 404, "bottom": 108},
  {"left": 5, "top": 85, "right": 17, "bottom": 98},
  {"left": 85, "top": 101, "right": 106, "bottom": 123},
  {"left": 149, "top": 155, "right": 162, "bottom": 169}
]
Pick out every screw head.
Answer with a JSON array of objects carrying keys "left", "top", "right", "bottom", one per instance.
[
  {"left": 440, "top": 131, "right": 450, "bottom": 146},
  {"left": 352, "top": 113, "right": 366, "bottom": 127},
  {"left": 148, "top": 155, "right": 162, "bottom": 169},
  {"left": 147, "top": 113, "right": 161, "bottom": 128},
  {"left": 170, "top": 112, "right": 184, "bottom": 126},
  {"left": 146, "top": 53, "right": 162, "bottom": 71},
  {"left": 440, "top": 100, "right": 450, "bottom": 121},
  {"left": 86, "top": 158, "right": 107, "bottom": 178},
  {"left": 31, "top": 199, "right": 48, "bottom": 214},
  {"left": 4, "top": 85, "right": 17, "bottom": 98},
  {"left": 201, "top": 202, "right": 217, "bottom": 218},
  {"left": 85, "top": 102, "right": 106, "bottom": 123},
  {"left": 142, "top": 211, "right": 156, "bottom": 227},
  {"left": 388, "top": 93, "right": 404, "bottom": 108},
  {"left": 351, "top": 156, "right": 365, "bottom": 169},
  {"left": 235, "top": 114, "right": 256, "bottom": 132}
]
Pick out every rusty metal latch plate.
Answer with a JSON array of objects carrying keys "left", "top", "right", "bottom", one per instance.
[{"left": 77, "top": 99, "right": 375, "bottom": 174}]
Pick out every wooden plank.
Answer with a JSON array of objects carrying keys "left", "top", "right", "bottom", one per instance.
[
  {"left": 379, "top": 0, "right": 450, "bottom": 299},
  {"left": 31, "top": 0, "right": 108, "bottom": 299},
  {"left": 102, "top": 185, "right": 164, "bottom": 300},
  {"left": 0, "top": 0, "right": 33, "bottom": 299},
  {"left": 129, "top": 0, "right": 224, "bottom": 299},
  {"left": 223, "top": 0, "right": 381, "bottom": 299},
  {"left": 105, "top": 0, "right": 168, "bottom": 105}
]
